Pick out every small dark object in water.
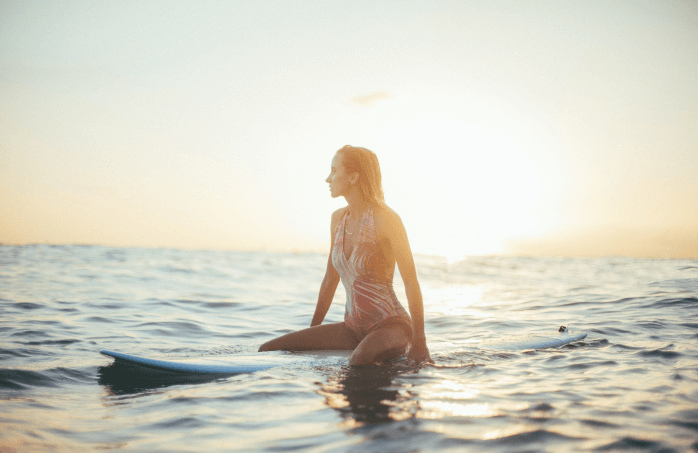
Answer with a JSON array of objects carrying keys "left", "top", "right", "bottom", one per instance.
[{"left": 559, "top": 326, "right": 567, "bottom": 332}]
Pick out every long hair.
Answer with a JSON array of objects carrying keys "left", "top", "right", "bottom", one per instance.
[{"left": 336, "top": 145, "right": 385, "bottom": 205}]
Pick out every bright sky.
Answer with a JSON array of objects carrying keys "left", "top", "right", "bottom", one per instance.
[{"left": 1, "top": 1, "right": 697, "bottom": 259}]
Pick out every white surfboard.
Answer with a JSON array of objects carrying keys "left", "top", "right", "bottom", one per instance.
[
  {"left": 100, "top": 328, "right": 588, "bottom": 374},
  {"left": 100, "top": 350, "right": 282, "bottom": 374},
  {"left": 100, "top": 349, "right": 352, "bottom": 375},
  {"left": 479, "top": 329, "right": 587, "bottom": 351}
]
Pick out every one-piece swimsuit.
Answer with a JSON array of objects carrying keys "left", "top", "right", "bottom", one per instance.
[{"left": 331, "top": 206, "right": 413, "bottom": 342}]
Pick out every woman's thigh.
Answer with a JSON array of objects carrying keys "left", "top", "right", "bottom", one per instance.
[
  {"left": 349, "top": 324, "right": 411, "bottom": 366},
  {"left": 258, "top": 322, "right": 359, "bottom": 352}
]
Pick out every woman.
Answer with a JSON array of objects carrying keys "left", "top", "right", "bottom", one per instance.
[{"left": 259, "top": 145, "right": 432, "bottom": 366}]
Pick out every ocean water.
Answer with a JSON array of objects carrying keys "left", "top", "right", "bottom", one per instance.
[{"left": 1, "top": 244, "right": 697, "bottom": 452}]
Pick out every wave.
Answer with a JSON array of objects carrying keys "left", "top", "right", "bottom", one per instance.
[
  {"left": 0, "top": 366, "right": 93, "bottom": 391},
  {"left": 595, "top": 436, "right": 676, "bottom": 452}
]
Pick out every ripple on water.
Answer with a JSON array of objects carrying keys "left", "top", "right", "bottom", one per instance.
[
  {"left": 566, "top": 360, "right": 618, "bottom": 371},
  {"left": 11, "top": 302, "right": 44, "bottom": 310},
  {"left": 21, "top": 339, "right": 82, "bottom": 346},
  {"left": 0, "top": 348, "right": 35, "bottom": 359},
  {"left": 595, "top": 436, "right": 677, "bottom": 452},
  {"left": 645, "top": 297, "right": 698, "bottom": 308},
  {"left": 133, "top": 321, "right": 209, "bottom": 334},
  {"left": 637, "top": 320, "right": 668, "bottom": 330},
  {"left": 580, "top": 418, "right": 621, "bottom": 428},
  {"left": 201, "top": 301, "right": 243, "bottom": 309},
  {"left": 670, "top": 409, "right": 698, "bottom": 433},
  {"left": 83, "top": 316, "right": 114, "bottom": 323},
  {"left": 146, "top": 416, "right": 207, "bottom": 431},
  {"left": 0, "top": 369, "right": 60, "bottom": 390},
  {"left": 637, "top": 348, "right": 682, "bottom": 359},
  {"left": 10, "top": 330, "right": 52, "bottom": 338}
]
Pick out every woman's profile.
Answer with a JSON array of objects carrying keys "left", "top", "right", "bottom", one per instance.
[{"left": 259, "top": 145, "right": 432, "bottom": 366}]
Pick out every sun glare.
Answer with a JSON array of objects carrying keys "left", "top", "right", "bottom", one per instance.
[
  {"left": 342, "top": 94, "right": 556, "bottom": 258},
  {"left": 423, "top": 285, "right": 488, "bottom": 317},
  {"left": 419, "top": 402, "right": 493, "bottom": 418}
]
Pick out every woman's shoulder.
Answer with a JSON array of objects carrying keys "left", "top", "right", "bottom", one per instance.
[
  {"left": 372, "top": 203, "right": 404, "bottom": 237},
  {"left": 331, "top": 206, "right": 348, "bottom": 222},
  {"left": 373, "top": 203, "right": 400, "bottom": 222},
  {"left": 330, "top": 207, "right": 348, "bottom": 231}
]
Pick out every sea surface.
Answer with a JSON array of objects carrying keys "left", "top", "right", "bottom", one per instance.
[{"left": 1, "top": 245, "right": 697, "bottom": 452}]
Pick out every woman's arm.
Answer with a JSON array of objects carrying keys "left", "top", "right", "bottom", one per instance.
[
  {"left": 378, "top": 208, "right": 433, "bottom": 365},
  {"left": 310, "top": 254, "right": 340, "bottom": 326},
  {"left": 310, "top": 208, "right": 343, "bottom": 327}
]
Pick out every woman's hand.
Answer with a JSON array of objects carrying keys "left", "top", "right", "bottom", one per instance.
[{"left": 407, "top": 338, "right": 433, "bottom": 366}]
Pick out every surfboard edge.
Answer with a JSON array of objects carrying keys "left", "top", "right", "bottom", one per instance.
[{"left": 100, "top": 349, "right": 279, "bottom": 374}]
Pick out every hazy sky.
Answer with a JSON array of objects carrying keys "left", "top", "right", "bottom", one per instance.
[{"left": 1, "top": 1, "right": 697, "bottom": 259}]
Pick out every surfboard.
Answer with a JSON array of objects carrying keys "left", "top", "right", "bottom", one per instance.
[
  {"left": 101, "top": 350, "right": 285, "bottom": 374},
  {"left": 99, "top": 349, "right": 351, "bottom": 375},
  {"left": 100, "top": 328, "right": 588, "bottom": 375},
  {"left": 478, "top": 329, "right": 587, "bottom": 351}
]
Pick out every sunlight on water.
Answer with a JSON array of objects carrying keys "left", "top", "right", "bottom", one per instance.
[
  {"left": 424, "top": 379, "right": 480, "bottom": 400},
  {"left": 423, "top": 285, "right": 488, "bottom": 316},
  {"left": 419, "top": 401, "right": 493, "bottom": 418},
  {"left": 1, "top": 246, "right": 697, "bottom": 452},
  {"left": 481, "top": 425, "right": 531, "bottom": 441}
]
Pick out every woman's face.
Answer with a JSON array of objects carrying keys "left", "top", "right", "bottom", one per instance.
[{"left": 326, "top": 153, "right": 353, "bottom": 198}]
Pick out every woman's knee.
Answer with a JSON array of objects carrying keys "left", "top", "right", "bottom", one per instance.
[
  {"left": 348, "top": 325, "right": 410, "bottom": 365},
  {"left": 258, "top": 340, "right": 273, "bottom": 352},
  {"left": 257, "top": 330, "right": 298, "bottom": 352},
  {"left": 349, "top": 344, "right": 407, "bottom": 366}
]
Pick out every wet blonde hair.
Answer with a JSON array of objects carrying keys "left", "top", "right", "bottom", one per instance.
[{"left": 336, "top": 145, "right": 385, "bottom": 205}]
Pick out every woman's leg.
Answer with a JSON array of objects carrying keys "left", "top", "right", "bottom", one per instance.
[
  {"left": 258, "top": 322, "right": 359, "bottom": 352},
  {"left": 349, "top": 323, "right": 411, "bottom": 366}
]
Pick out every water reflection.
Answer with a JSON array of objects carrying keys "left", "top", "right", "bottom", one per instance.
[
  {"left": 97, "top": 361, "right": 224, "bottom": 396},
  {"left": 317, "top": 364, "right": 418, "bottom": 425}
]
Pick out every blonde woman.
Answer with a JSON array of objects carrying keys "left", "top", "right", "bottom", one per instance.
[{"left": 259, "top": 145, "right": 432, "bottom": 366}]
